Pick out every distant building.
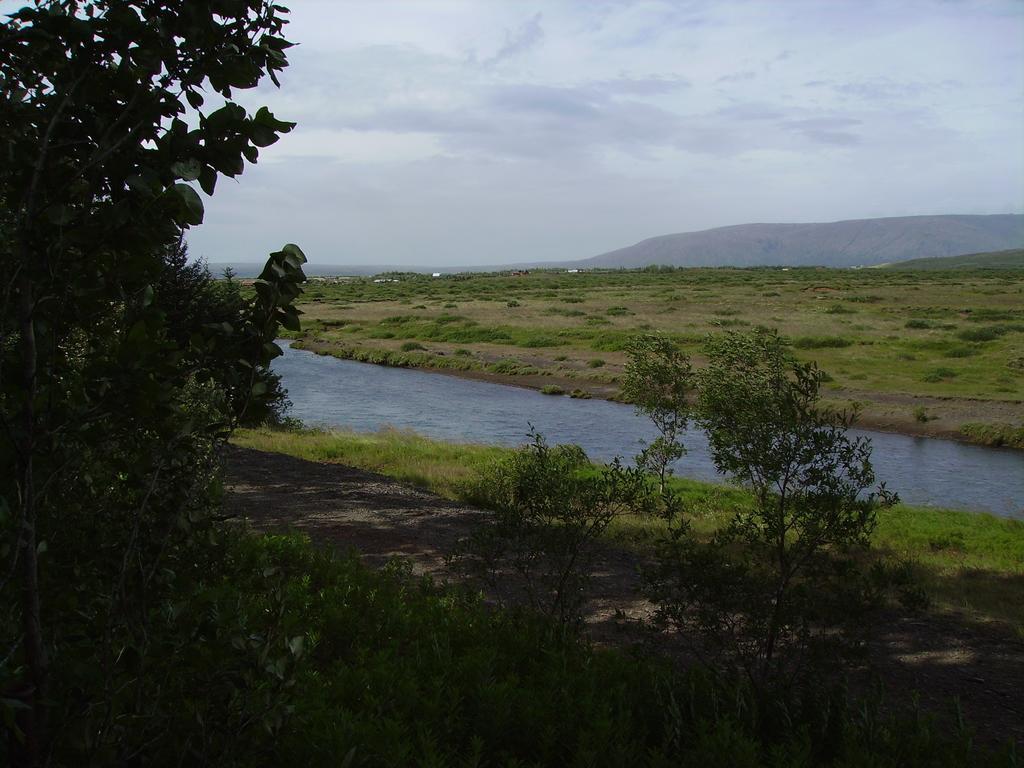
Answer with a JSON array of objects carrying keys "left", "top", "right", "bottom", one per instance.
[
  {"left": 431, "top": 272, "right": 442, "bottom": 278},
  {"left": 567, "top": 269, "right": 579, "bottom": 274}
]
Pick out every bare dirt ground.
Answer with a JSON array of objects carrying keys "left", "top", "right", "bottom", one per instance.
[{"left": 223, "top": 444, "right": 1024, "bottom": 747}]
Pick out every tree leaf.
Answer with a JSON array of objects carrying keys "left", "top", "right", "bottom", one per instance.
[
  {"left": 173, "top": 183, "right": 204, "bottom": 225},
  {"left": 171, "top": 158, "right": 202, "bottom": 181}
]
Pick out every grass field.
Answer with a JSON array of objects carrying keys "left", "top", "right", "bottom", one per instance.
[
  {"left": 234, "top": 426, "right": 1024, "bottom": 634},
  {"left": 283, "top": 266, "right": 1024, "bottom": 447}
]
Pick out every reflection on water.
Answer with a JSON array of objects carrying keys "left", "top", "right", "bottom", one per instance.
[{"left": 272, "top": 342, "right": 1024, "bottom": 519}]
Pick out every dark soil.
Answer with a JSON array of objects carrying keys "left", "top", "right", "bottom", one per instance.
[{"left": 223, "top": 444, "right": 1024, "bottom": 747}]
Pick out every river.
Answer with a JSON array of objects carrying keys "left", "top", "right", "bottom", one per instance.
[{"left": 271, "top": 341, "right": 1024, "bottom": 519}]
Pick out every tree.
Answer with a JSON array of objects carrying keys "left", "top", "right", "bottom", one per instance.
[
  {"left": 0, "top": 3, "right": 301, "bottom": 762},
  {"left": 451, "top": 432, "right": 655, "bottom": 632},
  {"left": 620, "top": 333, "right": 693, "bottom": 496},
  {"left": 648, "top": 329, "right": 897, "bottom": 693}
]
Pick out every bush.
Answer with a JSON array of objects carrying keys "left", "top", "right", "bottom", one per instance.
[
  {"left": 649, "top": 329, "right": 899, "bottom": 694},
  {"left": 922, "top": 367, "right": 958, "bottom": 382},
  {"left": 588, "top": 358, "right": 606, "bottom": 368},
  {"left": 621, "top": 333, "right": 693, "bottom": 496},
  {"left": 400, "top": 341, "right": 426, "bottom": 352},
  {"left": 791, "top": 335, "right": 854, "bottom": 349},
  {"left": 540, "top": 384, "right": 565, "bottom": 395},
  {"left": 210, "top": 533, "right": 1005, "bottom": 767},
  {"left": 451, "top": 433, "right": 653, "bottom": 629}
]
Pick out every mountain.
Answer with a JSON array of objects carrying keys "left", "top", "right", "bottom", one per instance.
[
  {"left": 577, "top": 214, "right": 1024, "bottom": 269},
  {"left": 883, "top": 248, "right": 1024, "bottom": 270}
]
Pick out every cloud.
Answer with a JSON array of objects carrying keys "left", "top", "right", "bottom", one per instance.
[
  {"left": 782, "top": 117, "right": 863, "bottom": 146},
  {"left": 803, "top": 77, "right": 959, "bottom": 101},
  {"left": 716, "top": 70, "right": 756, "bottom": 84},
  {"left": 485, "top": 12, "right": 545, "bottom": 65}
]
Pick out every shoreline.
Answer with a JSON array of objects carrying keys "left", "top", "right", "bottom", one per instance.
[{"left": 288, "top": 337, "right": 1024, "bottom": 452}]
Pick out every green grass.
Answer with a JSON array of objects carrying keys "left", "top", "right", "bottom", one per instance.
[
  {"left": 234, "top": 426, "right": 507, "bottom": 499},
  {"left": 958, "top": 422, "right": 1024, "bottom": 449},
  {"left": 183, "top": 532, "right": 1011, "bottom": 766},
  {"left": 233, "top": 427, "right": 1024, "bottom": 632}
]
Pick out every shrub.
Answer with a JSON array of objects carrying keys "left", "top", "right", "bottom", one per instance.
[
  {"left": 959, "top": 423, "right": 1024, "bottom": 449},
  {"left": 451, "top": 433, "right": 653, "bottom": 629},
  {"left": 791, "top": 335, "right": 854, "bottom": 349},
  {"left": 569, "top": 389, "right": 592, "bottom": 399},
  {"left": 905, "top": 319, "right": 933, "bottom": 329},
  {"left": 621, "top": 334, "right": 693, "bottom": 496},
  {"left": 957, "top": 326, "right": 1006, "bottom": 342},
  {"left": 649, "top": 329, "right": 898, "bottom": 694},
  {"left": 922, "top": 367, "right": 958, "bottom": 382},
  {"left": 400, "top": 341, "right": 426, "bottom": 352},
  {"left": 587, "top": 358, "right": 606, "bottom": 368},
  {"left": 540, "top": 385, "right": 565, "bottom": 395}
]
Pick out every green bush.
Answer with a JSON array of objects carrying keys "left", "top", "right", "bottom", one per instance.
[
  {"left": 791, "top": 335, "right": 854, "bottom": 349},
  {"left": 587, "top": 358, "right": 606, "bottom": 368},
  {"left": 400, "top": 341, "right": 426, "bottom": 352},
  {"left": 540, "top": 384, "right": 565, "bottom": 395},
  {"left": 451, "top": 433, "right": 653, "bottom": 629},
  {"left": 922, "top": 367, "right": 958, "bottom": 382},
  {"left": 63, "top": 529, "right": 999, "bottom": 767},
  {"left": 651, "top": 329, "right": 900, "bottom": 694}
]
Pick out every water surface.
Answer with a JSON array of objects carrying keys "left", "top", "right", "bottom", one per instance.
[{"left": 272, "top": 342, "right": 1024, "bottom": 518}]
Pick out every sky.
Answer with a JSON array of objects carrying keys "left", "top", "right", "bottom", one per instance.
[{"left": 21, "top": 0, "right": 1024, "bottom": 266}]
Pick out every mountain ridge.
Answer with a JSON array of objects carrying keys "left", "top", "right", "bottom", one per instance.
[
  {"left": 203, "top": 213, "right": 1024, "bottom": 276},
  {"left": 578, "top": 214, "right": 1024, "bottom": 269}
]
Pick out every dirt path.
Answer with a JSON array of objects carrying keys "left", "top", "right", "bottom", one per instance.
[{"left": 223, "top": 445, "right": 1024, "bottom": 746}]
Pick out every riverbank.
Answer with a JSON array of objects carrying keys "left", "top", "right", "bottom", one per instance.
[
  {"left": 289, "top": 337, "right": 1024, "bottom": 449},
  {"left": 234, "top": 425, "right": 1024, "bottom": 634}
]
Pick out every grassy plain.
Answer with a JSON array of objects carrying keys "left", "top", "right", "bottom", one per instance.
[
  {"left": 234, "top": 426, "right": 1024, "bottom": 634},
  {"left": 286, "top": 266, "right": 1024, "bottom": 447}
]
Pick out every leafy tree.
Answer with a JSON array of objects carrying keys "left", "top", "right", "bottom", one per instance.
[
  {"left": 154, "top": 239, "right": 292, "bottom": 425},
  {"left": 648, "top": 329, "right": 898, "bottom": 693},
  {"left": 452, "top": 432, "right": 655, "bottom": 631},
  {"left": 621, "top": 333, "right": 693, "bottom": 496},
  {"left": 0, "top": 2, "right": 303, "bottom": 762}
]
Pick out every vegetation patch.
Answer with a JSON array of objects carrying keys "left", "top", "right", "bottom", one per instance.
[
  {"left": 959, "top": 423, "right": 1024, "bottom": 450},
  {"left": 791, "top": 335, "right": 854, "bottom": 349}
]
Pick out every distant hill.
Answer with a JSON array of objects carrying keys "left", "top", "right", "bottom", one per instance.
[
  {"left": 577, "top": 214, "right": 1024, "bottom": 269},
  {"left": 204, "top": 214, "right": 1024, "bottom": 276},
  {"left": 882, "top": 248, "right": 1024, "bottom": 270}
]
